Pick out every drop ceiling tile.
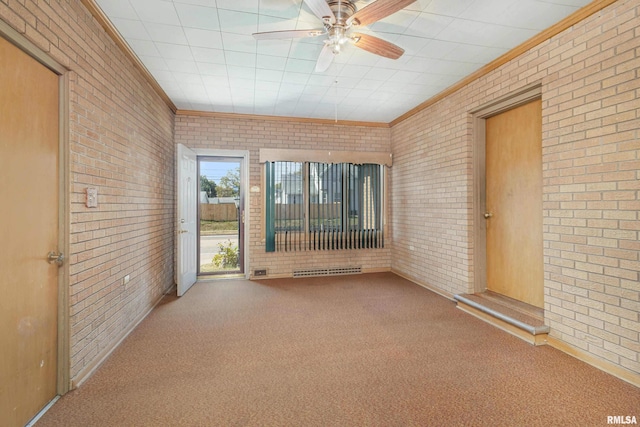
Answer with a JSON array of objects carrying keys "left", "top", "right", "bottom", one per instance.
[
  {"left": 258, "top": 0, "right": 301, "bottom": 20},
  {"left": 144, "top": 22, "right": 188, "bottom": 44},
  {"left": 417, "top": 39, "right": 459, "bottom": 59},
  {"left": 306, "top": 74, "right": 336, "bottom": 86},
  {"left": 227, "top": 66, "right": 256, "bottom": 80},
  {"left": 256, "top": 68, "right": 283, "bottom": 82},
  {"left": 175, "top": 0, "right": 217, "bottom": 7},
  {"left": 363, "top": 67, "right": 397, "bottom": 81},
  {"left": 419, "top": 0, "right": 475, "bottom": 16},
  {"left": 367, "top": 9, "right": 419, "bottom": 33},
  {"left": 127, "top": 39, "right": 161, "bottom": 57},
  {"left": 164, "top": 59, "right": 200, "bottom": 73},
  {"left": 256, "top": 54, "right": 288, "bottom": 71},
  {"left": 221, "top": 33, "right": 257, "bottom": 53},
  {"left": 111, "top": 18, "right": 150, "bottom": 40},
  {"left": 404, "top": 13, "right": 453, "bottom": 38},
  {"left": 392, "top": 34, "right": 433, "bottom": 57},
  {"left": 149, "top": 69, "right": 175, "bottom": 82},
  {"left": 131, "top": 0, "right": 181, "bottom": 26},
  {"left": 443, "top": 44, "right": 508, "bottom": 63},
  {"left": 256, "top": 39, "right": 293, "bottom": 57},
  {"left": 281, "top": 71, "right": 309, "bottom": 85},
  {"left": 138, "top": 55, "right": 169, "bottom": 71},
  {"left": 216, "top": 0, "right": 259, "bottom": 14},
  {"left": 218, "top": 10, "right": 259, "bottom": 35},
  {"left": 192, "top": 47, "right": 226, "bottom": 64},
  {"left": 288, "top": 41, "right": 322, "bottom": 61},
  {"left": 284, "top": 58, "right": 315, "bottom": 73},
  {"left": 502, "top": 1, "right": 580, "bottom": 30},
  {"left": 225, "top": 50, "right": 256, "bottom": 67},
  {"left": 155, "top": 42, "right": 194, "bottom": 60},
  {"left": 256, "top": 15, "right": 298, "bottom": 33},
  {"left": 339, "top": 64, "right": 373, "bottom": 78},
  {"left": 202, "top": 75, "right": 230, "bottom": 87},
  {"left": 175, "top": 3, "right": 220, "bottom": 31},
  {"left": 185, "top": 28, "right": 224, "bottom": 49},
  {"left": 95, "top": 0, "right": 137, "bottom": 19}
]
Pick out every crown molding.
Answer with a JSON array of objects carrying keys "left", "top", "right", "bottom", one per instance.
[{"left": 176, "top": 110, "right": 390, "bottom": 128}]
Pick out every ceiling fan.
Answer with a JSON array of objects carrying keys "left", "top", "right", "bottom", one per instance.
[{"left": 252, "top": 0, "right": 416, "bottom": 72}]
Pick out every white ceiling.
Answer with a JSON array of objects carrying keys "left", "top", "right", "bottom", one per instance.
[{"left": 95, "top": 0, "right": 591, "bottom": 123}]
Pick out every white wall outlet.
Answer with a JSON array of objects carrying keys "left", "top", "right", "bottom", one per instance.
[
  {"left": 86, "top": 187, "right": 98, "bottom": 208},
  {"left": 123, "top": 275, "right": 130, "bottom": 286}
]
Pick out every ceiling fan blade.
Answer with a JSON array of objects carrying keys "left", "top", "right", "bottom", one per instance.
[
  {"left": 252, "top": 29, "right": 325, "bottom": 40},
  {"left": 303, "top": 0, "right": 336, "bottom": 25},
  {"left": 351, "top": 33, "right": 404, "bottom": 59},
  {"left": 315, "top": 44, "right": 335, "bottom": 72},
  {"left": 347, "top": 0, "right": 416, "bottom": 27}
]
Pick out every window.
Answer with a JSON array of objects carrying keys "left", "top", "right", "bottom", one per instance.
[{"left": 266, "top": 161, "right": 384, "bottom": 252}]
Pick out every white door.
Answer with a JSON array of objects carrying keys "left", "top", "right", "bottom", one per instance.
[{"left": 177, "top": 144, "right": 197, "bottom": 296}]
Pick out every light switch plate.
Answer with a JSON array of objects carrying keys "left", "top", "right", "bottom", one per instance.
[{"left": 86, "top": 187, "right": 98, "bottom": 208}]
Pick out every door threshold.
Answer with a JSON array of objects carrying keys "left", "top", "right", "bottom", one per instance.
[
  {"left": 454, "top": 292, "right": 549, "bottom": 345},
  {"left": 198, "top": 273, "right": 245, "bottom": 281}
]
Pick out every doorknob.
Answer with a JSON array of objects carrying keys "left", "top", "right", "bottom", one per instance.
[
  {"left": 484, "top": 212, "right": 493, "bottom": 219},
  {"left": 47, "top": 251, "right": 64, "bottom": 266}
]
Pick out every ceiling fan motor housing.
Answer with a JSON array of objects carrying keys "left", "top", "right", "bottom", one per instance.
[{"left": 328, "top": 1, "right": 357, "bottom": 23}]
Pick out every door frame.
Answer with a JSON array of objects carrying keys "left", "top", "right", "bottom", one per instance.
[
  {"left": 0, "top": 21, "right": 71, "bottom": 395},
  {"left": 470, "top": 83, "right": 542, "bottom": 294},
  {"left": 194, "top": 149, "right": 250, "bottom": 279}
]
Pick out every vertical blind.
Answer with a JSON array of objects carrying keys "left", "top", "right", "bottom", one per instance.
[{"left": 266, "top": 161, "right": 383, "bottom": 252}]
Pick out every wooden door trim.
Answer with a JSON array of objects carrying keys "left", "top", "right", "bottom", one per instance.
[
  {"left": 471, "top": 83, "right": 542, "bottom": 294},
  {"left": 0, "top": 20, "right": 71, "bottom": 395}
]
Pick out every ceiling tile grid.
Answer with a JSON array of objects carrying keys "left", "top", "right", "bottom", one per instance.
[{"left": 95, "top": 0, "right": 591, "bottom": 122}]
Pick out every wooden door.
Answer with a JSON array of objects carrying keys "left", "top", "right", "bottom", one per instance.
[
  {"left": 485, "top": 99, "right": 543, "bottom": 308},
  {"left": 0, "top": 36, "right": 60, "bottom": 426}
]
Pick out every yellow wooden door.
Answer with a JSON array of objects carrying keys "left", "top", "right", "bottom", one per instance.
[
  {"left": 485, "top": 99, "right": 544, "bottom": 308},
  {"left": 0, "top": 36, "right": 60, "bottom": 426}
]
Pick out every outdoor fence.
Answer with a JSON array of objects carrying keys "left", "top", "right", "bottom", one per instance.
[{"left": 200, "top": 203, "right": 238, "bottom": 221}]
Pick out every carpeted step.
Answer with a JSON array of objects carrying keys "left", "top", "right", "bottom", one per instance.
[{"left": 454, "top": 292, "right": 550, "bottom": 346}]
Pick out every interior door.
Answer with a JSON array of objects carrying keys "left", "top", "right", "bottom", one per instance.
[
  {"left": 0, "top": 36, "right": 60, "bottom": 426},
  {"left": 177, "top": 144, "right": 198, "bottom": 296},
  {"left": 485, "top": 99, "right": 544, "bottom": 308}
]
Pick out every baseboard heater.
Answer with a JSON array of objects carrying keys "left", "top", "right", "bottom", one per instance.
[{"left": 293, "top": 266, "right": 362, "bottom": 277}]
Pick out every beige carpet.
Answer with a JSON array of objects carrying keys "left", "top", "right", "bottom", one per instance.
[{"left": 37, "top": 273, "right": 639, "bottom": 426}]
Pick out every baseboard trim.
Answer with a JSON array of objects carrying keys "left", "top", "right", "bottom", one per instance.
[
  {"left": 70, "top": 289, "right": 169, "bottom": 389},
  {"left": 546, "top": 336, "right": 640, "bottom": 389},
  {"left": 391, "top": 269, "right": 455, "bottom": 301}
]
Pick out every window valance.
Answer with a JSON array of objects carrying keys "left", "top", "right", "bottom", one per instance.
[{"left": 259, "top": 148, "right": 393, "bottom": 167}]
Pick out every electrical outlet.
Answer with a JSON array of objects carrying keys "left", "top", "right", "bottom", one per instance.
[{"left": 123, "top": 275, "right": 130, "bottom": 286}]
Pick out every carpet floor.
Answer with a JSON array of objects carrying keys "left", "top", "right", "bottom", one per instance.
[{"left": 37, "top": 273, "right": 639, "bottom": 426}]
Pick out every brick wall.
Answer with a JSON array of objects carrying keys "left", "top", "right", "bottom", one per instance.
[
  {"left": 1, "top": 1, "right": 176, "bottom": 384},
  {"left": 391, "top": 0, "right": 639, "bottom": 377},
  {"left": 174, "top": 116, "right": 392, "bottom": 277}
]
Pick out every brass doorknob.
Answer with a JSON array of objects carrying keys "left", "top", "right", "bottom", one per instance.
[{"left": 484, "top": 212, "right": 493, "bottom": 219}]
